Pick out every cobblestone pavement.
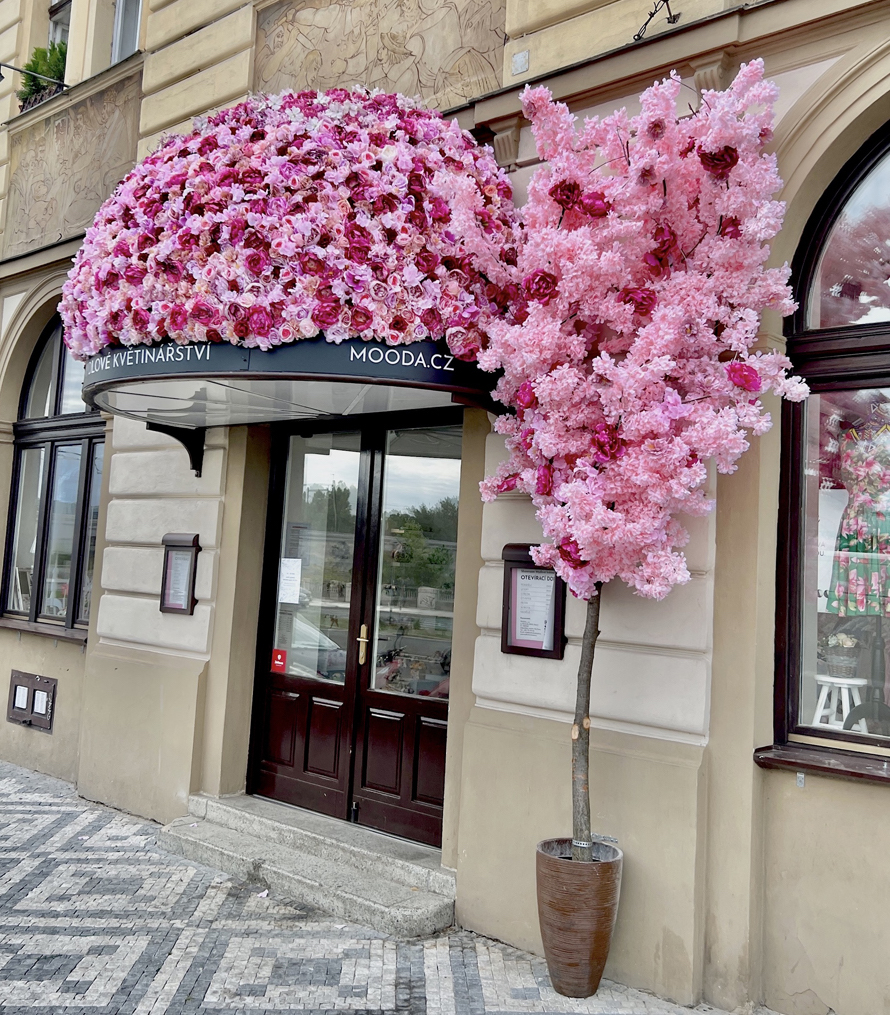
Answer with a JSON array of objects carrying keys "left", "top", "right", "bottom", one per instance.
[{"left": 0, "top": 761, "right": 741, "bottom": 1015}]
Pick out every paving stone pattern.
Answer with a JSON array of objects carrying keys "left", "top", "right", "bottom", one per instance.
[{"left": 0, "top": 761, "right": 736, "bottom": 1015}]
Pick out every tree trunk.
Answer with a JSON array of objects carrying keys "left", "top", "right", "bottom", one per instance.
[{"left": 571, "top": 584, "right": 602, "bottom": 863}]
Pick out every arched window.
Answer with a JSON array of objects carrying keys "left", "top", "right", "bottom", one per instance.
[
  {"left": 769, "top": 123, "right": 890, "bottom": 776},
  {"left": 2, "top": 316, "right": 105, "bottom": 631}
]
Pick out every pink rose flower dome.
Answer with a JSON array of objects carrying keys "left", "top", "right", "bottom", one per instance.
[{"left": 60, "top": 88, "right": 519, "bottom": 360}]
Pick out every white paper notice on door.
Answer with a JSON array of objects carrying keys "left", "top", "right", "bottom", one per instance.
[
  {"left": 278, "top": 558, "right": 302, "bottom": 605},
  {"left": 511, "top": 568, "right": 555, "bottom": 651}
]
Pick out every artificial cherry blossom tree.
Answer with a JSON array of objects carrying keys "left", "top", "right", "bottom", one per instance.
[{"left": 477, "top": 60, "right": 808, "bottom": 861}]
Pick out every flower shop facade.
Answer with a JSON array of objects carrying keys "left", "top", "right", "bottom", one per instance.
[{"left": 2, "top": 1, "right": 890, "bottom": 1014}]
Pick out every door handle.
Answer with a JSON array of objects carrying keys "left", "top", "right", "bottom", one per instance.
[{"left": 357, "top": 624, "right": 369, "bottom": 665}]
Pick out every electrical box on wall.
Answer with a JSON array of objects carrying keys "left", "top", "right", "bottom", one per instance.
[{"left": 7, "top": 671, "right": 57, "bottom": 732}]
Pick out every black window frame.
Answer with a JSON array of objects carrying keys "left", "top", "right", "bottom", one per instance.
[
  {"left": 764, "top": 121, "right": 890, "bottom": 781},
  {"left": 1, "top": 317, "right": 105, "bottom": 631}
]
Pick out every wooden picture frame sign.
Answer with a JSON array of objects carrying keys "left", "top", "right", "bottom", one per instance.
[
  {"left": 501, "top": 544, "right": 567, "bottom": 660},
  {"left": 160, "top": 533, "right": 201, "bottom": 615}
]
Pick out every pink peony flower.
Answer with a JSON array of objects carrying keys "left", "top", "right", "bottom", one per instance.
[
  {"left": 726, "top": 361, "right": 762, "bottom": 392},
  {"left": 549, "top": 179, "right": 581, "bottom": 210},
  {"left": 350, "top": 306, "right": 373, "bottom": 331},
  {"left": 524, "top": 270, "right": 559, "bottom": 304},
  {"left": 590, "top": 424, "right": 624, "bottom": 463},
  {"left": 579, "top": 191, "right": 610, "bottom": 217},
  {"left": 124, "top": 264, "right": 147, "bottom": 284},
  {"left": 131, "top": 308, "right": 150, "bottom": 331},
  {"left": 698, "top": 145, "right": 739, "bottom": 180},
  {"left": 190, "top": 301, "right": 217, "bottom": 326},
  {"left": 168, "top": 306, "right": 188, "bottom": 330},
  {"left": 421, "top": 307, "right": 443, "bottom": 333},
  {"left": 514, "top": 381, "right": 537, "bottom": 410},
  {"left": 247, "top": 305, "right": 273, "bottom": 337},
  {"left": 311, "top": 300, "right": 342, "bottom": 329},
  {"left": 619, "top": 288, "right": 657, "bottom": 316},
  {"left": 415, "top": 250, "right": 440, "bottom": 275},
  {"left": 558, "top": 540, "right": 586, "bottom": 568},
  {"left": 536, "top": 464, "right": 554, "bottom": 496},
  {"left": 446, "top": 326, "right": 481, "bottom": 361},
  {"left": 245, "top": 249, "right": 270, "bottom": 276}
]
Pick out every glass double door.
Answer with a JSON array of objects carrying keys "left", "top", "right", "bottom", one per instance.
[{"left": 250, "top": 411, "right": 462, "bottom": 846}]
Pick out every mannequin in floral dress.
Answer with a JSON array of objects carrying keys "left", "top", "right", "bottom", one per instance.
[
  {"left": 827, "top": 407, "right": 890, "bottom": 617},
  {"left": 827, "top": 404, "right": 890, "bottom": 718}
]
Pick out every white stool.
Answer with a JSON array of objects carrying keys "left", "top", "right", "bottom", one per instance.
[{"left": 812, "top": 674, "right": 869, "bottom": 733}]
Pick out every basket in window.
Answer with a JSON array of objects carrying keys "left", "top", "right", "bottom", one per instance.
[{"left": 825, "top": 633, "right": 859, "bottom": 679}]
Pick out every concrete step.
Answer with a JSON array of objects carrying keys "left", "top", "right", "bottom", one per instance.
[
  {"left": 159, "top": 795, "right": 454, "bottom": 939},
  {"left": 187, "top": 793, "right": 454, "bottom": 896}
]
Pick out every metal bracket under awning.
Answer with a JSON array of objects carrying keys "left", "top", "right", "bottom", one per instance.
[{"left": 146, "top": 421, "right": 207, "bottom": 477}]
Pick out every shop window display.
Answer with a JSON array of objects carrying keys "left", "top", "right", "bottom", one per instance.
[
  {"left": 779, "top": 122, "right": 890, "bottom": 750},
  {"left": 800, "top": 390, "right": 890, "bottom": 737}
]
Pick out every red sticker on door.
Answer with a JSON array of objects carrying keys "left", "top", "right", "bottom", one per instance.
[{"left": 271, "top": 650, "right": 287, "bottom": 673}]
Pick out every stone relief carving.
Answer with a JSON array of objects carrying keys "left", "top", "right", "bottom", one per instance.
[
  {"left": 4, "top": 74, "right": 140, "bottom": 259},
  {"left": 255, "top": 0, "right": 505, "bottom": 111}
]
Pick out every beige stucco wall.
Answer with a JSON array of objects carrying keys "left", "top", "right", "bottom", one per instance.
[
  {"left": 0, "top": 632, "right": 87, "bottom": 781},
  {"left": 457, "top": 711, "right": 706, "bottom": 1005},
  {"left": 77, "top": 417, "right": 272, "bottom": 823},
  {"left": 456, "top": 421, "right": 714, "bottom": 1006},
  {"left": 761, "top": 770, "right": 890, "bottom": 1015}
]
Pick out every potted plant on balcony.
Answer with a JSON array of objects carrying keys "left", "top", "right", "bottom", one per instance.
[
  {"left": 16, "top": 41, "right": 66, "bottom": 112},
  {"left": 476, "top": 61, "right": 808, "bottom": 997}
]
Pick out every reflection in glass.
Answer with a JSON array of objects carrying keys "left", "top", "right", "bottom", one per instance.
[
  {"left": 808, "top": 150, "right": 890, "bottom": 329},
  {"left": 273, "top": 433, "right": 361, "bottom": 682},
  {"left": 800, "top": 389, "right": 890, "bottom": 738},
  {"left": 59, "top": 352, "right": 87, "bottom": 415},
  {"left": 25, "top": 339, "right": 55, "bottom": 419},
  {"left": 6, "top": 448, "right": 45, "bottom": 612},
  {"left": 40, "top": 444, "right": 83, "bottom": 617},
  {"left": 372, "top": 426, "right": 462, "bottom": 699},
  {"left": 78, "top": 444, "right": 104, "bottom": 621}
]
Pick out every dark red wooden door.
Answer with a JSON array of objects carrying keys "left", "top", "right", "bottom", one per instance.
[{"left": 250, "top": 413, "right": 463, "bottom": 846}]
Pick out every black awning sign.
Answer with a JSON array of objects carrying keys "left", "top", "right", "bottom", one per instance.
[{"left": 82, "top": 334, "right": 485, "bottom": 401}]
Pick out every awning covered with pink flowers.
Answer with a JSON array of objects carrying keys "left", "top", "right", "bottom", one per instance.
[{"left": 61, "top": 88, "right": 518, "bottom": 433}]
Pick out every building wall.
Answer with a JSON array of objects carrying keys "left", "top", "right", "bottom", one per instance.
[
  {"left": 0, "top": 2, "right": 890, "bottom": 1014},
  {"left": 76, "top": 418, "right": 271, "bottom": 823},
  {"left": 455, "top": 6, "right": 890, "bottom": 1015}
]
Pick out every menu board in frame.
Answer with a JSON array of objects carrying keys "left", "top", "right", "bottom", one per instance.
[
  {"left": 160, "top": 533, "right": 201, "bottom": 615},
  {"left": 501, "top": 543, "right": 567, "bottom": 659}
]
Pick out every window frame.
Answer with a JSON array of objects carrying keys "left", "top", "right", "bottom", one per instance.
[
  {"left": 1, "top": 318, "right": 105, "bottom": 632},
  {"left": 111, "top": 0, "right": 142, "bottom": 64},
  {"left": 773, "top": 121, "right": 890, "bottom": 762},
  {"left": 48, "top": 0, "right": 72, "bottom": 48}
]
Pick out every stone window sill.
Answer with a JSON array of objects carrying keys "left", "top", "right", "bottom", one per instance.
[
  {"left": 754, "top": 744, "right": 890, "bottom": 785},
  {"left": 0, "top": 616, "right": 87, "bottom": 643}
]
